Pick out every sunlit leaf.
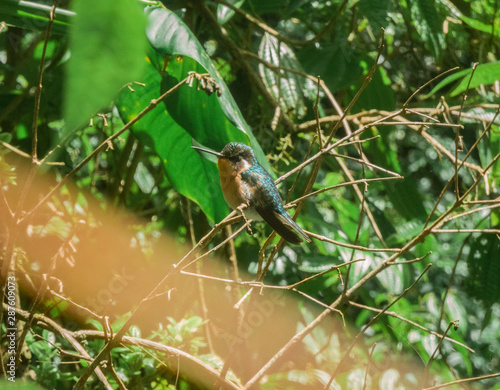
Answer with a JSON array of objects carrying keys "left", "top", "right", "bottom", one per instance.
[{"left": 64, "top": 0, "right": 146, "bottom": 133}]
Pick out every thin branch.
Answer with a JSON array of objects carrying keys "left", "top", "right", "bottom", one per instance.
[
  {"left": 402, "top": 67, "right": 459, "bottom": 108},
  {"left": 348, "top": 301, "right": 474, "bottom": 353},
  {"left": 421, "top": 321, "right": 458, "bottom": 388},
  {"left": 455, "top": 63, "right": 478, "bottom": 201},
  {"left": 422, "top": 372, "right": 500, "bottom": 390},
  {"left": 387, "top": 252, "right": 431, "bottom": 265},
  {"left": 305, "top": 231, "right": 400, "bottom": 253},
  {"left": 445, "top": 203, "right": 500, "bottom": 221},
  {"left": 328, "top": 152, "right": 402, "bottom": 177},
  {"left": 374, "top": 121, "right": 462, "bottom": 128},
  {"left": 362, "top": 344, "right": 377, "bottom": 390},
  {"left": 289, "top": 176, "right": 401, "bottom": 207},
  {"left": 31, "top": 4, "right": 56, "bottom": 163},
  {"left": 181, "top": 220, "right": 251, "bottom": 270},
  {"left": 431, "top": 228, "right": 500, "bottom": 233},
  {"left": 341, "top": 167, "right": 368, "bottom": 298}
]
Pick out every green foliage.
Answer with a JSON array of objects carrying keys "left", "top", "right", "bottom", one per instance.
[
  {"left": 151, "top": 316, "right": 207, "bottom": 355},
  {"left": 428, "top": 61, "right": 500, "bottom": 97},
  {"left": 258, "top": 33, "right": 316, "bottom": 119},
  {"left": 466, "top": 234, "right": 500, "bottom": 306},
  {"left": 64, "top": 0, "right": 147, "bottom": 134},
  {"left": 410, "top": 0, "right": 446, "bottom": 62}
]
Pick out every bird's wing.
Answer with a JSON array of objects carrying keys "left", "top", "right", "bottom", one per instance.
[{"left": 242, "top": 166, "right": 311, "bottom": 244}]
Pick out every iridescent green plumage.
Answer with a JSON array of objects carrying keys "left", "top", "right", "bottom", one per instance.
[{"left": 192, "top": 142, "right": 311, "bottom": 244}]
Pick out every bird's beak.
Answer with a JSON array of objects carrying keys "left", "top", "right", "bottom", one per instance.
[{"left": 191, "top": 145, "right": 224, "bottom": 158}]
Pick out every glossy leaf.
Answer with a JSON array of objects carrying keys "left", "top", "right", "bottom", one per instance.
[
  {"left": 427, "top": 62, "right": 500, "bottom": 97},
  {"left": 117, "top": 57, "right": 229, "bottom": 222},
  {"left": 145, "top": 6, "right": 268, "bottom": 169},
  {"left": 137, "top": 6, "right": 277, "bottom": 221}
]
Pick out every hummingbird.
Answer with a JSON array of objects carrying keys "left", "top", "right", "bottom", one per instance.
[{"left": 192, "top": 142, "right": 311, "bottom": 244}]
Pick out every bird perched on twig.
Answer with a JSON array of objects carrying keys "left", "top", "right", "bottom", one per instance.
[{"left": 192, "top": 142, "right": 311, "bottom": 244}]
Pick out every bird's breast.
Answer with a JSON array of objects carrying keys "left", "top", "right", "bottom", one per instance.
[{"left": 218, "top": 158, "right": 252, "bottom": 209}]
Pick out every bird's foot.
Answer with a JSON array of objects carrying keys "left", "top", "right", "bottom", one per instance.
[{"left": 237, "top": 204, "right": 253, "bottom": 235}]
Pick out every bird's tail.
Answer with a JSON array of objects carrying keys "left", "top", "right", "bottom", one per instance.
[{"left": 259, "top": 208, "right": 311, "bottom": 244}]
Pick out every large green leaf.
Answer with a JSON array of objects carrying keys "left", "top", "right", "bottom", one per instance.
[
  {"left": 145, "top": 6, "right": 269, "bottom": 172},
  {"left": 443, "top": 1, "right": 500, "bottom": 36},
  {"left": 64, "top": 0, "right": 146, "bottom": 134},
  {"left": 161, "top": 56, "right": 249, "bottom": 149},
  {"left": 459, "top": 14, "right": 500, "bottom": 36},
  {"left": 427, "top": 62, "right": 500, "bottom": 97},
  {"left": 136, "top": 6, "right": 276, "bottom": 221},
  {"left": 117, "top": 56, "right": 229, "bottom": 223}
]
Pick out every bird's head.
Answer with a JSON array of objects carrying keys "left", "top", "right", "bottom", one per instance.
[{"left": 192, "top": 142, "right": 257, "bottom": 167}]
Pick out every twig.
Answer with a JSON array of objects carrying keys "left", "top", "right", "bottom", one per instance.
[
  {"left": 454, "top": 63, "right": 478, "bottom": 201},
  {"left": 326, "top": 28, "right": 386, "bottom": 146},
  {"left": 445, "top": 203, "right": 500, "bottom": 221},
  {"left": 348, "top": 301, "right": 474, "bottom": 353},
  {"left": 421, "top": 321, "right": 458, "bottom": 388},
  {"left": 31, "top": 4, "right": 56, "bottom": 163},
  {"left": 402, "top": 67, "right": 459, "bottom": 108},
  {"left": 341, "top": 166, "right": 368, "bottom": 298},
  {"left": 362, "top": 343, "right": 377, "bottom": 390},
  {"left": 184, "top": 197, "right": 215, "bottom": 354},
  {"left": 328, "top": 153, "right": 403, "bottom": 177},
  {"left": 305, "top": 231, "right": 399, "bottom": 252},
  {"left": 181, "top": 220, "right": 251, "bottom": 270},
  {"left": 0, "top": 178, "right": 13, "bottom": 217},
  {"left": 33, "top": 333, "right": 91, "bottom": 361},
  {"left": 288, "top": 258, "right": 365, "bottom": 289},
  {"left": 387, "top": 252, "right": 431, "bottom": 265},
  {"left": 373, "top": 121, "right": 462, "bottom": 127},
  {"left": 422, "top": 372, "right": 500, "bottom": 390},
  {"left": 432, "top": 228, "right": 500, "bottom": 233}
]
